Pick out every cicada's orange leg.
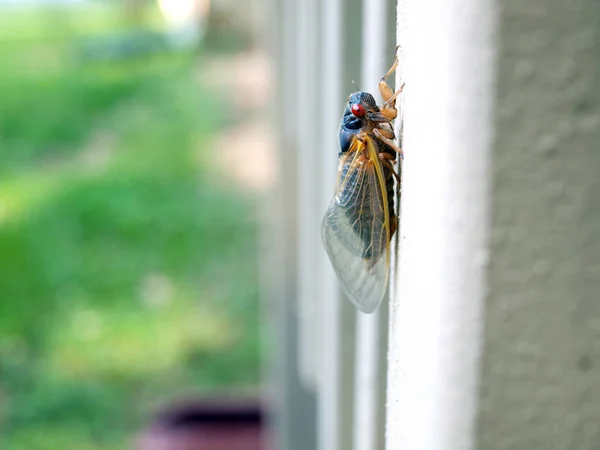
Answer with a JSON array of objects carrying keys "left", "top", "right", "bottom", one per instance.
[
  {"left": 378, "top": 47, "right": 398, "bottom": 102},
  {"left": 378, "top": 46, "right": 404, "bottom": 121},
  {"left": 379, "top": 152, "right": 401, "bottom": 183},
  {"left": 375, "top": 125, "right": 395, "bottom": 140},
  {"left": 389, "top": 215, "right": 398, "bottom": 239},
  {"left": 373, "top": 128, "right": 403, "bottom": 158}
]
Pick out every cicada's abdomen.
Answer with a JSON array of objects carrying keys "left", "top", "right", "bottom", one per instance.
[{"left": 379, "top": 139, "right": 397, "bottom": 237}]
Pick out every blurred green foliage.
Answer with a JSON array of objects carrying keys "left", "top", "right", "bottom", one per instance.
[{"left": 0, "top": 5, "right": 260, "bottom": 449}]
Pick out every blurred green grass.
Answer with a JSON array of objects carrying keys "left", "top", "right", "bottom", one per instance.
[{"left": 0, "top": 5, "right": 260, "bottom": 449}]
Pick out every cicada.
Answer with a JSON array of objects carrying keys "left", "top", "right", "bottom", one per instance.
[{"left": 322, "top": 53, "right": 403, "bottom": 314}]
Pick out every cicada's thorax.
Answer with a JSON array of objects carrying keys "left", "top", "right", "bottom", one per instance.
[{"left": 336, "top": 92, "right": 397, "bottom": 260}]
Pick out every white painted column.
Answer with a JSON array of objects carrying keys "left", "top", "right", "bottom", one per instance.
[
  {"left": 317, "top": 1, "right": 357, "bottom": 450},
  {"left": 265, "top": 0, "right": 318, "bottom": 449},
  {"left": 296, "top": 0, "right": 321, "bottom": 389},
  {"left": 386, "top": 0, "right": 495, "bottom": 448},
  {"left": 388, "top": 0, "right": 600, "bottom": 449},
  {"left": 353, "top": 1, "right": 394, "bottom": 450},
  {"left": 317, "top": 0, "right": 344, "bottom": 448}
]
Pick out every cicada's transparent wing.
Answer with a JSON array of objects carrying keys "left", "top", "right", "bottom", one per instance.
[{"left": 321, "top": 137, "right": 391, "bottom": 313}]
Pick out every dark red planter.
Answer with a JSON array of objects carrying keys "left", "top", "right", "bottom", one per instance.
[{"left": 136, "top": 399, "right": 265, "bottom": 450}]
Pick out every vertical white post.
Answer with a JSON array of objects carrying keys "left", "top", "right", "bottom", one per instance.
[
  {"left": 296, "top": 0, "right": 321, "bottom": 389},
  {"left": 353, "top": 1, "right": 392, "bottom": 450},
  {"left": 387, "top": 0, "right": 495, "bottom": 448},
  {"left": 265, "top": 0, "right": 317, "bottom": 449},
  {"left": 389, "top": 0, "right": 600, "bottom": 449},
  {"left": 318, "top": 1, "right": 357, "bottom": 450}
]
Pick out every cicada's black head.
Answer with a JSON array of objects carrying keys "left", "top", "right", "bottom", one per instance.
[{"left": 339, "top": 91, "right": 380, "bottom": 154}]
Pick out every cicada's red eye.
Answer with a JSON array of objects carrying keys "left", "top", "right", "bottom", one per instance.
[{"left": 351, "top": 104, "right": 366, "bottom": 117}]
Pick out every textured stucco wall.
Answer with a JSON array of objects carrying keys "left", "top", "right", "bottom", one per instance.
[{"left": 477, "top": 0, "right": 600, "bottom": 448}]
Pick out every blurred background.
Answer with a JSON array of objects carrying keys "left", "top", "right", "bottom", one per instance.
[
  {"left": 3, "top": 0, "right": 596, "bottom": 448},
  {"left": 0, "top": 0, "right": 274, "bottom": 448}
]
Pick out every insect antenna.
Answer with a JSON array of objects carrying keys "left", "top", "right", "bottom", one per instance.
[{"left": 352, "top": 80, "right": 361, "bottom": 92}]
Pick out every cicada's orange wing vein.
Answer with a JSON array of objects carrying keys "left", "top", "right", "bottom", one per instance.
[{"left": 321, "top": 135, "right": 391, "bottom": 313}]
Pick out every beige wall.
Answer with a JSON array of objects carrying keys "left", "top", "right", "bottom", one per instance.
[{"left": 477, "top": 0, "right": 600, "bottom": 448}]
